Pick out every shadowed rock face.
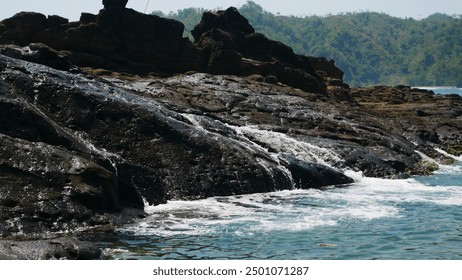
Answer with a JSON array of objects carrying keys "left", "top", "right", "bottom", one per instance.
[
  {"left": 0, "top": 5, "right": 343, "bottom": 95},
  {"left": 191, "top": 7, "right": 328, "bottom": 94}
]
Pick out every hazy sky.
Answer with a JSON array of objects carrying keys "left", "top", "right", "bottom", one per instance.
[{"left": 1, "top": 0, "right": 461, "bottom": 21}]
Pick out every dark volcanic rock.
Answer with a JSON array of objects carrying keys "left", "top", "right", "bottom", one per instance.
[
  {"left": 0, "top": 54, "right": 356, "bottom": 242},
  {"left": 0, "top": 5, "right": 345, "bottom": 95},
  {"left": 129, "top": 73, "right": 461, "bottom": 177},
  {"left": 192, "top": 7, "right": 255, "bottom": 40},
  {"left": 281, "top": 156, "right": 353, "bottom": 188},
  {"left": 0, "top": 237, "right": 102, "bottom": 260},
  {"left": 0, "top": 12, "right": 49, "bottom": 46},
  {"left": 0, "top": 55, "right": 145, "bottom": 239},
  {"left": 0, "top": 7, "right": 188, "bottom": 74},
  {"left": 0, "top": 50, "right": 461, "bottom": 257},
  {"left": 350, "top": 86, "right": 462, "bottom": 162},
  {"left": 0, "top": 4, "right": 461, "bottom": 260},
  {"left": 192, "top": 7, "right": 327, "bottom": 93},
  {"left": 103, "top": 0, "right": 128, "bottom": 9},
  {"left": 0, "top": 43, "right": 74, "bottom": 71}
]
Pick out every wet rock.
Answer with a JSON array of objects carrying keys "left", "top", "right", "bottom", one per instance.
[
  {"left": 350, "top": 86, "right": 462, "bottom": 162},
  {"left": 281, "top": 156, "right": 354, "bottom": 188},
  {"left": 0, "top": 43, "right": 74, "bottom": 71},
  {"left": 139, "top": 73, "right": 460, "bottom": 178},
  {"left": 0, "top": 238, "right": 102, "bottom": 260},
  {"left": 0, "top": 55, "right": 146, "bottom": 239},
  {"left": 0, "top": 5, "right": 461, "bottom": 260},
  {"left": 0, "top": 53, "right": 361, "bottom": 242}
]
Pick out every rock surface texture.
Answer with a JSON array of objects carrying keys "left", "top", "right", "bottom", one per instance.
[
  {"left": 0, "top": 6, "right": 340, "bottom": 95},
  {"left": 0, "top": 5, "right": 461, "bottom": 259}
]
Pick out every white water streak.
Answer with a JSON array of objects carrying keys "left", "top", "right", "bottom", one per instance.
[
  {"left": 134, "top": 168, "right": 462, "bottom": 238},
  {"left": 435, "top": 148, "right": 462, "bottom": 162},
  {"left": 234, "top": 125, "right": 343, "bottom": 166}
]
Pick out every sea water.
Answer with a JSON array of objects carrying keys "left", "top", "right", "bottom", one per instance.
[
  {"left": 416, "top": 87, "right": 462, "bottom": 96},
  {"left": 98, "top": 159, "right": 462, "bottom": 260}
]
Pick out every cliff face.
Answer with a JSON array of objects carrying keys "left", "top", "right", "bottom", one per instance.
[
  {"left": 0, "top": 4, "right": 461, "bottom": 259},
  {"left": 0, "top": 6, "right": 347, "bottom": 95}
]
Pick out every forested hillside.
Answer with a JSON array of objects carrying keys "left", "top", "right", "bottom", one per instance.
[{"left": 152, "top": 1, "right": 462, "bottom": 87}]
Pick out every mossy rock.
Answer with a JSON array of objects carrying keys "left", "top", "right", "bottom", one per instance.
[
  {"left": 410, "top": 160, "right": 440, "bottom": 176},
  {"left": 447, "top": 144, "right": 462, "bottom": 156}
]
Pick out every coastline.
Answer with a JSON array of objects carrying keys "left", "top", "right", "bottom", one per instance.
[{"left": 0, "top": 3, "right": 461, "bottom": 259}]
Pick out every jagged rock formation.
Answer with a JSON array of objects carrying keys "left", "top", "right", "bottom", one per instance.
[
  {"left": 0, "top": 5, "right": 345, "bottom": 95},
  {"left": 0, "top": 3, "right": 461, "bottom": 259},
  {"left": 191, "top": 7, "right": 328, "bottom": 94}
]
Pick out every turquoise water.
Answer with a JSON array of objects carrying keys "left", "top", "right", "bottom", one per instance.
[{"left": 98, "top": 160, "right": 462, "bottom": 260}]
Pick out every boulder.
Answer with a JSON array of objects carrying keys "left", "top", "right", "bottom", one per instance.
[
  {"left": 0, "top": 12, "right": 48, "bottom": 45},
  {"left": 281, "top": 156, "right": 354, "bottom": 188},
  {"left": 193, "top": 7, "right": 327, "bottom": 93},
  {"left": 103, "top": 0, "right": 128, "bottom": 9},
  {"left": 192, "top": 7, "right": 255, "bottom": 41},
  {"left": 0, "top": 43, "right": 74, "bottom": 71}
]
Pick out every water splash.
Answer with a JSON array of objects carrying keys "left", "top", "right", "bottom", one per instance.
[{"left": 435, "top": 148, "right": 462, "bottom": 162}]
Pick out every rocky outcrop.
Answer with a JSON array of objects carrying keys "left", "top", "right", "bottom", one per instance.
[
  {"left": 1, "top": 51, "right": 461, "bottom": 258},
  {"left": 0, "top": 9, "right": 189, "bottom": 74},
  {"left": 0, "top": 5, "right": 342, "bottom": 94},
  {"left": 192, "top": 7, "right": 327, "bottom": 93},
  {"left": 0, "top": 3, "right": 461, "bottom": 259},
  {"left": 1, "top": 53, "right": 358, "bottom": 241},
  {"left": 103, "top": 0, "right": 128, "bottom": 9},
  {"left": 350, "top": 86, "right": 462, "bottom": 159},
  {"left": 127, "top": 74, "right": 460, "bottom": 177}
]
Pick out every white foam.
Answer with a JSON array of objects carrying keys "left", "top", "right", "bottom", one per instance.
[
  {"left": 133, "top": 164, "right": 462, "bottom": 238},
  {"left": 435, "top": 148, "right": 462, "bottom": 162},
  {"left": 233, "top": 125, "right": 343, "bottom": 167},
  {"left": 351, "top": 176, "right": 462, "bottom": 206},
  {"left": 438, "top": 165, "right": 462, "bottom": 174}
]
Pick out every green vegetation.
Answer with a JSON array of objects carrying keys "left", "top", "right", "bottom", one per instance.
[{"left": 153, "top": 1, "right": 462, "bottom": 87}]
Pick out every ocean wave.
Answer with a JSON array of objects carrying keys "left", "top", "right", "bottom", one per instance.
[{"left": 127, "top": 165, "right": 462, "bottom": 238}]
